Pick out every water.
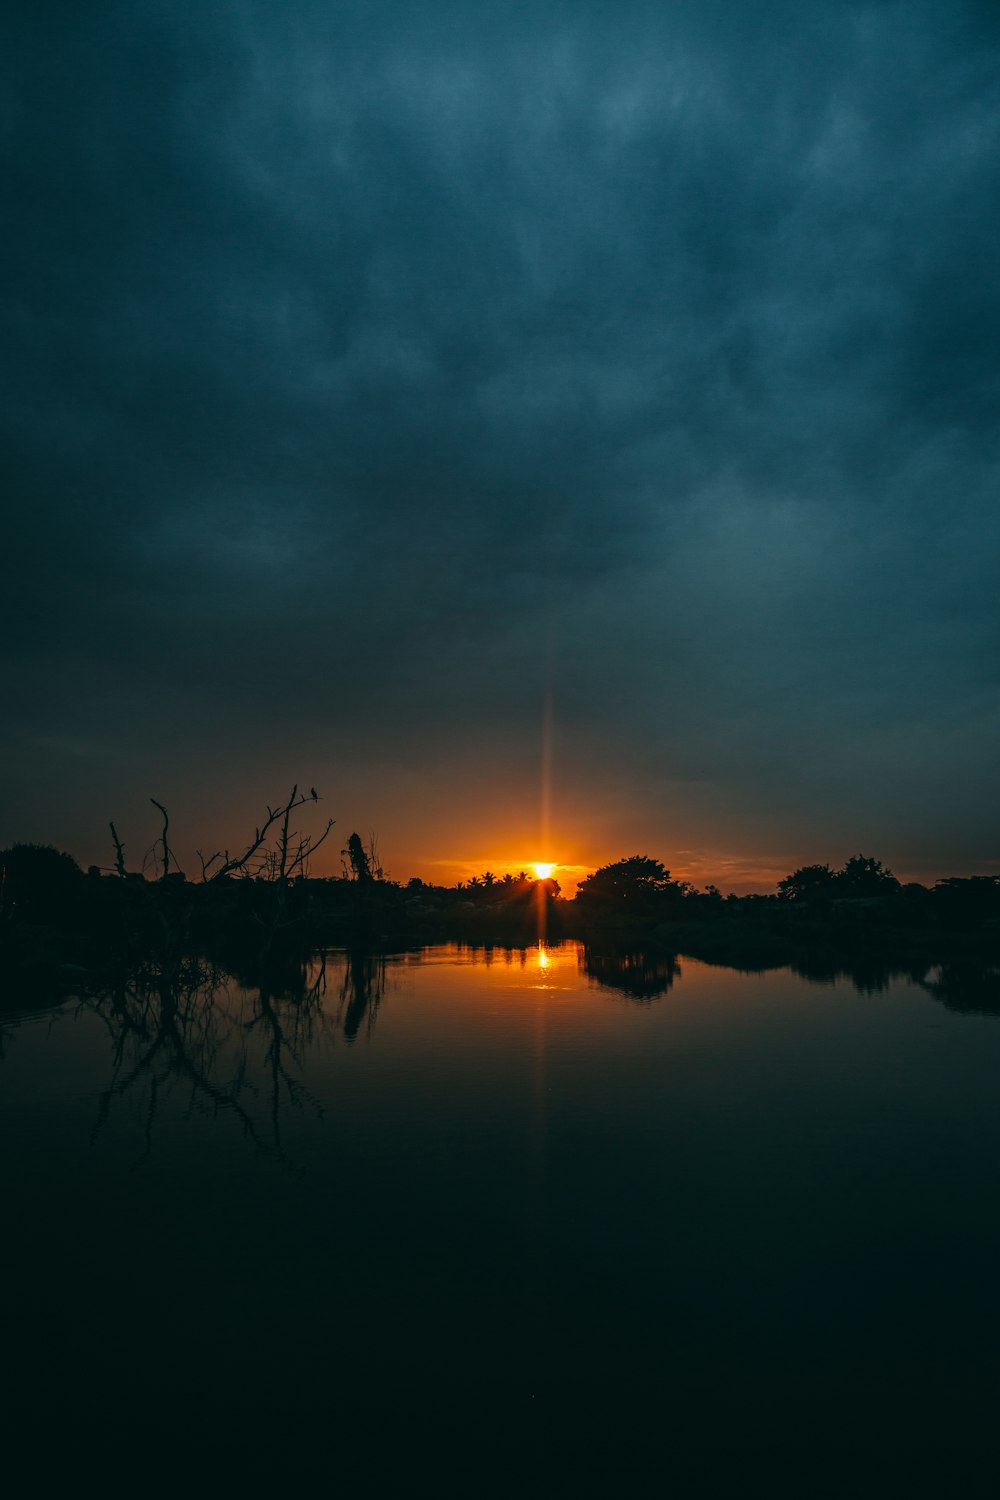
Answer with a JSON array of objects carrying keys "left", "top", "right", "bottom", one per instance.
[{"left": 4, "top": 942, "right": 1000, "bottom": 1495}]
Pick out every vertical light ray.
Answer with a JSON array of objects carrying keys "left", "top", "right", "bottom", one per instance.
[
  {"left": 540, "top": 682, "right": 553, "bottom": 856},
  {"left": 538, "top": 636, "right": 555, "bottom": 944}
]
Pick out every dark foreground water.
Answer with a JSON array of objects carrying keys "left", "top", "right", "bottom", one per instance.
[{"left": 4, "top": 942, "right": 1000, "bottom": 1496}]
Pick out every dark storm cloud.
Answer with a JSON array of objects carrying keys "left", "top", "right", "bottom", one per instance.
[{"left": 2, "top": 0, "right": 999, "bottom": 873}]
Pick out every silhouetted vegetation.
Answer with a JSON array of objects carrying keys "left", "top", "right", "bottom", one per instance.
[
  {"left": 569, "top": 851, "right": 1000, "bottom": 968},
  {"left": 2, "top": 795, "right": 999, "bottom": 1012},
  {"left": 576, "top": 855, "right": 689, "bottom": 922},
  {"left": 777, "top": 853, "right": 900, "bottom": 902},
  {"left": 4, "top": 797, "right": 1000, "bottom": 1171}
]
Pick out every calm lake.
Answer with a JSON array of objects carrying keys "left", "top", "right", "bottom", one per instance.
[{"left": 4, "top": 941, "right": 1000, "bottom": 1495}]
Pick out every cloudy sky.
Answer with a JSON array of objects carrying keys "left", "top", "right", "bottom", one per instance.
[{"left": 3, "top": 0, "right": 998, "bottom": 890}]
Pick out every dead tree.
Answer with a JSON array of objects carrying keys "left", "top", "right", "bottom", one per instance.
[
  {"left": 196, "top": 785, "right": 334, "bottom": 886},
  {"left": 150, "top": 799, "right": 176, "bottom": 880},
  {"left": 106, "top": 784, "right": 335, "bottom": 967}
]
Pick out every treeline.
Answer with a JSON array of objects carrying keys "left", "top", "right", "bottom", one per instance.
[
  {"left": 0, "top": 801, "right": 559, "bottom": 993},
  {"left": 3, "top": 840, "right": 998, "bottom": 940},
  {"left": 572, "top": 852, "right": 1000, "bottom": 946},
  {"left": 2, "top": 796, "right": 999, "bottom": 999}
]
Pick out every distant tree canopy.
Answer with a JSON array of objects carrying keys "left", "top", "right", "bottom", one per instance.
[
  {"left": 0, "top": 843, "right": 83, "bottom": 920},
  {"left": 575, "top": 856, "right": 689, "bottom": 916},
  {"left": 454, "top": 870, "right": 560, "bottom": 904},
  {"left": 837, "top": 854, "right": 900, "bottom": 897},
  {"left": 778, "top": 854, "right": 900, "bottom": 902}
]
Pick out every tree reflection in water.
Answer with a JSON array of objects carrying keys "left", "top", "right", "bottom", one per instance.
[
  {"left": 337, "top": 948, "right": 386, "bottom": 1042},
  {"left": 786, "top": 954, "right": 1000, "bottom": 1012},
  {"left": 789, "top": 953, "right": 930, "bottom": 993},
  {"left": 920, "top": 961, "right": 1000, "bottom": 1016},
  {"left": 581, "top": 946, "right": 681, "bottom": 1001},
  {"left": 81, "top": 946, "right": 386, "bottom": 1166},
  {"left": 579, "top": 945, "right": 1000, "bottom": 1016},
  {"left": 15, "top": 945, "right": 1000, "bottom": 1172}
]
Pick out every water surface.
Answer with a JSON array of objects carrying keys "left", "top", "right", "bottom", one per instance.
[{"left": 4, "top": 942, "right": 1000, "bottom": 1494}]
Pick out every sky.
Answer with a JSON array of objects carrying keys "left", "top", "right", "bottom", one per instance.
[{"left": 2, "top": 0, "right": 999, "bottom": 892}]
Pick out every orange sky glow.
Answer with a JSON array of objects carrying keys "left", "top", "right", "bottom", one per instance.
[{"left": 47, "top": 758, "right": 993, "bottom": 899}]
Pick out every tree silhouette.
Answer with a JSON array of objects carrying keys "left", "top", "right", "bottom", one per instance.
[
  {"left": 777, "top": 864, "right": 834, "bottom": 903},
  {"left": 778, "top": 855, "right": 899, "bottom": 902},
  {"left": 0, "top": 843, "right": 82, "bottom": 923},
  {"left": 344, "top": 832, "right": 373, "bottom": 883},
  {"left": 576, "top": 856, "right": 689, "bottom": 918},
  {"left": 835, "top": 854, "right": 899, "bottom": 897}
]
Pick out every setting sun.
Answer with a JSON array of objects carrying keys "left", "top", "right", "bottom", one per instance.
[{"left": 533, "top": 862, "right": 555, "bottom": 880}]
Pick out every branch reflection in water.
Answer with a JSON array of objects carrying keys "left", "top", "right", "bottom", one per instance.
[
  {"left": 12, "top": 944, "right": 1000, "bottom": 1175},
  {"left": 80, "top": 946, "right": 387, "bottom": 1166}
]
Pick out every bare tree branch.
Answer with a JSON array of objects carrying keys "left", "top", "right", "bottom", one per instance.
[
  {"left": 109, "top": 821, "right": 128, "bottom": 879},
  {"left": 205, "top": 787, "right": 319, "bottom": 881},
  {"left": 150, "top": 799, "right": 178, "bottom": 880}
]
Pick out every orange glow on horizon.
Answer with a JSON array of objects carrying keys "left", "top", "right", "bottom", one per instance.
[{"left": 401, "top": 849, "right": 798, "bottom": 899}]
